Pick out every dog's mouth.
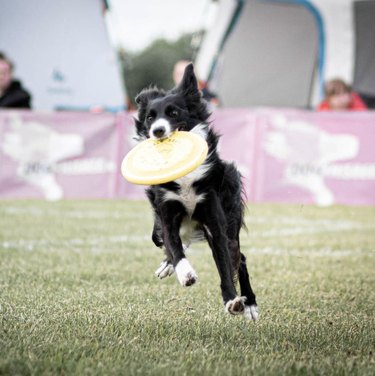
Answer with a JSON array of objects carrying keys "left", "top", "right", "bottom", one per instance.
[
  {"left": 177, "top": 123, "right": 187, "bottom": 132},
  {"left": 150, "top": 123, "right": 188, "bottom": 140}
]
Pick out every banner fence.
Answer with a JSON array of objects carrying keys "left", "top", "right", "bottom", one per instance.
[{"left": 1, "top": 109, "right": 374, "bottom": 206}]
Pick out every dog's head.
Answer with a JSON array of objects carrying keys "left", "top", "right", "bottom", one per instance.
[{"left": 134, "top": 63, "right": 210, "bottom": 140}]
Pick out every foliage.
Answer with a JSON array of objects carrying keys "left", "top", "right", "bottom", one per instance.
[
  {"left": 1, "top": 200, "right": 375, "bottom": 375},
  {"left": 119, "top": 33, "right": 200, "bottom": 108}
]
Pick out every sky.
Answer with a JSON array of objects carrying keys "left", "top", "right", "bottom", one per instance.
[{"left": 105, "top": 0, "right": 218, "bottom": 52}]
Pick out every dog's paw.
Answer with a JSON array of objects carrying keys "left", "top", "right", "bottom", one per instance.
[
  {"left": 175, "top": 258, "right": 198, "bottom": 287},
  {"left": 155, "top": 260, "right": 174, "bottom": 279},
  {"left": 244, "top": 305, "right": 259, "bottom": 321},
  {"left": 225, "top": 296, "right": 246, "bottom": 315}
]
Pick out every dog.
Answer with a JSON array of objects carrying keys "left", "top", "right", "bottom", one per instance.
[{"left": 134, "top": 63, "right": 258, "bottom": 320}]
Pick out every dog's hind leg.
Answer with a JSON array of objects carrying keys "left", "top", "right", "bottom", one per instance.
[
  {"left": 227, "top": 234, "right": 258, "bottom": 320},
  {"left": 238, "top": 253, "right": 259, "bottom": 320},
  {"left": 194, "top": 192, "right": 243, "bottom": 314}
]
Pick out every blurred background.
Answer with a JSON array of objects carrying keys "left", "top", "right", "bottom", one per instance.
[
  {"left": 1, "top": 0, "right": 374, "bottom": 204},
  {"left": 1, "top": 0, "right": 374, "bottom": 111}
]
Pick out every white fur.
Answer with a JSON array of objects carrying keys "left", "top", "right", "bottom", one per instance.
[
  {"left": 160, "top": 122, "right": 211, "bottom": 215},
  {"left": 149, "top": 118, "right": 172, "bottom": 139},
  {"left": 244, "top": 305, "right": 259, "bottom": 321},
  {"left": 159, "top": 125, "right": 212, "bottom": 259},
  {"left": 225, "top": 297, "right": 259, "bottom": 321},
  {"left": 155, "top": 123, "right": 209, "bottom": 286},
  {"left": 179, "top": 218, "right": 205, "bottom": 247},
  {"left": 203, "top": 224, "right": 212, "bottom": 239},
  {"left": 179, "top": 217, "right": 195, "bottom": 247},
  {"left": 162, "top": 161, "right": 211, "bottom": 216},
  {"left": 175, "top": 258, "right": 198, "bottom": 286},
  {"left": 191, "top": 123, "right": 209, "bottom": 139},
  {"left": 155, "top": 260, "right": 174, "bottom": 279},
  {"left": 225, "top": 296, "right": 247, "bottom": 315},
  {"left": 176, "top": 161, "right": 211, "bottom": 186},
  {"left": 161, "top": 162, "right": 210, "bottom": 247},
  {"left": 163, "top": 189, "right": 205, "bottom": 217}
]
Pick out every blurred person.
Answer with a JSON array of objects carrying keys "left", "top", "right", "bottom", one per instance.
[
  {"left": 0, "top": 52, "right": 32, "bottom": 109},
  {"left": 173, "top": 60, "right": 219, "bottom": 107},
  {"left": 317, "top": 78, "right": 367, "bottom": 111},
  {"left": 358, "top": 92, "right": 375, "bottom": 109}
]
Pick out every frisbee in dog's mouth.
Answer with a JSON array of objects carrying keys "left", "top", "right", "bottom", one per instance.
[{"left": 121, "top": 131, "right": 208, "bottom": 185}]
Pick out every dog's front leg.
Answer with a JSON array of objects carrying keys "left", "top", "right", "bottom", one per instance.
[
  {"left": 151, "top": 214, "right": 175, "bottom": 279},
  {"left": 160, "top": 201, "right": 198, "bottom": 287}
]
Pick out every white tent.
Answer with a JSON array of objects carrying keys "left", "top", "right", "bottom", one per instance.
[
  {"left": 195, "top": 0, "right": 375, "bottom": 108},
  {"left": 0, "top": 0, "right": 125, "bottom": 111}
]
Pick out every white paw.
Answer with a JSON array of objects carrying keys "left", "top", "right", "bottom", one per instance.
[
  {"left": 225, "top": 296, "right": 246, "bottom": 315},
  {"left": 244, "top": 305, "right": 259, "bottom": 321},
  {"left": 155, "top": 260, "right": 174, "bottom": 279},
  {"left": 175, "top": 258, "right": 198, "bottom": 287}
]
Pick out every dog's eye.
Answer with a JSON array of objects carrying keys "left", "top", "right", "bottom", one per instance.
[
  {"left": 147, "top": 115, "right": 154, "bottom": 122},
  {"left": 169, "top": 109, "right": 179, "bottom": 118}
]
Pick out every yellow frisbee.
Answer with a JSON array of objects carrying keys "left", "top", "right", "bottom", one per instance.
[{"left": 121, "top": 131, "right": 209, "bottom": 185}]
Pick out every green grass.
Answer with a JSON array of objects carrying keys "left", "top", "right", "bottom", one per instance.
[{"left": 0, "top": 200, "right": 374, "bottom": 375}]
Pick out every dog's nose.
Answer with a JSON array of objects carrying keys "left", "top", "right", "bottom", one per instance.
[{"left": 152, "top": 126, "right": 166, "bottom": 138}]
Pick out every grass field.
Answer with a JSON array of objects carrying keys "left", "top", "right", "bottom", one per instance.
[{"left": 1, "top": 200, "right": 374, "bottom": 375}]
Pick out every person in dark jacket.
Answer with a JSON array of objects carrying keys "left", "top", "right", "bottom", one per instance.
[{"left": 0, "top": 53, "right": 31, "bottom": 109}]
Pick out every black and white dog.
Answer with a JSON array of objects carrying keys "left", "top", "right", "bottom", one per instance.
[{"left": 134, "top": 64, "right": 258, "bottom": 320}]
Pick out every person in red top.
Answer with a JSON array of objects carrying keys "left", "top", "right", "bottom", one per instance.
[{"left": 317, "top": 78, "right": 367, "bottom": 111}]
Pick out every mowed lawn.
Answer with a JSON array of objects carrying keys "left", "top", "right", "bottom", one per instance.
[{"left": 0, "top": 200, "right": 374, "bottom": 376}]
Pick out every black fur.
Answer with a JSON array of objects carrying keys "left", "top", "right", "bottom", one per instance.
[{"left": 134, "top": 64, "right": 258, "bottom": 317}]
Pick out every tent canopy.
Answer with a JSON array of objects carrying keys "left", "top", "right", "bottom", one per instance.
[
  {"left": 196, "top": 0, "right": 375, "bottom": 108},
  {"left": 0, "top": 0, "right": 125, "bottom": 111}
]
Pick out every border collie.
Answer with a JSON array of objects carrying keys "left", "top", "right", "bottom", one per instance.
[{"left": 134, "top": 64, "right": 258, "bottom": 320}]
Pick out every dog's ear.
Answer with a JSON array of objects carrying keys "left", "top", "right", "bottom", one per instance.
[
  {"left": 173, "top": 63, "right": 210, "bottom": 122},
  {"left": 135, "top": 87, "right": 163, "bottom": 109},
  {"left": 176, "top": 63, "right": 200, "bottom": 98},
  {"left": 134, "top": 117, "right": 148, "bottom": 140}
]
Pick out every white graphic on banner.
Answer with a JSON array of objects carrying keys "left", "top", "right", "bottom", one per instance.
[
  {"left": 1, "top": 115, "right": 115, "bottom": 201},
  {"left": 263, "top": 115, "right": 374, "bottom": 206},
  {"left": 1, "top": 115, "right": 84, "bottom": 200}
]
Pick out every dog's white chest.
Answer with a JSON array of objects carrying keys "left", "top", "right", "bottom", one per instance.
[
  {"left": 176, "top": 178, "right": 202, "bottom": 214},
  {"left": 162, "top": 163, "right": 209, "bottom": 216},
  {"left": 163, "top": 178, "right": 204, "bottom": 216}
]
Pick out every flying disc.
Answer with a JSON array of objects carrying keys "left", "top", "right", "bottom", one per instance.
[{"left": 121, "top": 131, "right": 208, "bottom": 185}]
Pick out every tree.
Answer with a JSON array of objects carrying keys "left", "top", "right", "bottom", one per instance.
[{"left": 119, "top": 33, "right": 201, "bottom": 108}]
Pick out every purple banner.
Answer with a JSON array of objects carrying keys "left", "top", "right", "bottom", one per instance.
[
  {"left": 0, "top": 110, "right": 124, "bottom": 200},
  {"left": 1, "top": 109, "right": 374, "bottom": 206},
  {"left": 251, "top": 109, "right": 375, "bottom": 206}
]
